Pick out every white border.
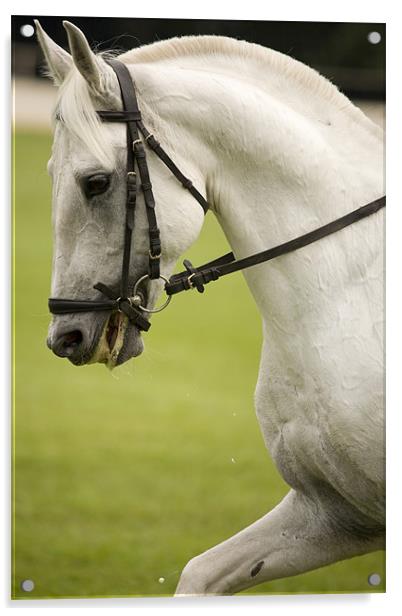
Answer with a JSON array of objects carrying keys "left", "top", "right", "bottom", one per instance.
[
  {"left": 2, "top": 1, "right": 401, "bottom": 613},
  {"left": 2, "top": 0, "right": 394, "bottom": 22}
]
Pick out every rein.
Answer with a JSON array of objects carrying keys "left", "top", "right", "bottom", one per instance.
[
  {"left": 48, "top": 59, "right": 386, "bottom": 331},
  {"left": 166, "top": 196, "right": 386, "bottom": 295}
]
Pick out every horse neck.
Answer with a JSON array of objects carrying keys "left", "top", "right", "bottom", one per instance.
[{"left": 130, "top": 53, "right": 384, "bottom": 350}]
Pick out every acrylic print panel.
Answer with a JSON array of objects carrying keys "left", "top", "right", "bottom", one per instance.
[{"left": 12, "top": 15, "right": 385, "bottom": 599}]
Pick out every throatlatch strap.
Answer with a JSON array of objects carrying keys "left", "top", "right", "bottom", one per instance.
[
  {"left": 136, "top": 121, "right": 209, "bottom": 214},
  {"left": 97, "top": 103, "right": 209, "bottom": 214}
]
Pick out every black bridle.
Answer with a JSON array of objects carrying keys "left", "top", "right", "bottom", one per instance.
[
  {"left": 49, "top": 58, "right": 208, "bottom": 332},
  {"left": 48, "top": 58, "right": 385, "bottom": 332}
]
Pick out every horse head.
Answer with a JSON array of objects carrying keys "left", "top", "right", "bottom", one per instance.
[{"left": 36, "top": 21, "right": 205, "bottom": 367}]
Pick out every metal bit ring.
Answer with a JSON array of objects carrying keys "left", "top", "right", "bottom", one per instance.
[{"left": 131, "top": 274, "right": 172, "bottom": 313}]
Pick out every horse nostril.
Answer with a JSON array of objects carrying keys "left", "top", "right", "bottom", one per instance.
[
  {"left": 52, "top": 330, "right": 83, "bottom": 358},
  {"left": 62, "top": 330, "right": 83, "bottom": 347}
]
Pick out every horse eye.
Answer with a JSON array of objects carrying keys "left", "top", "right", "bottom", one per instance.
[{"left": 83, "top": 173, "right": 111, "bottom": 198}]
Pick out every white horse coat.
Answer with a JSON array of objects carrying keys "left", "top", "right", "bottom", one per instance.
[{"left": 37, "top": 21, "right": 384, "bottom": 595}]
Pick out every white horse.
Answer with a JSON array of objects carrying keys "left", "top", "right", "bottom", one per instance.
[{"left": 36, "top": 20, "right": 385, "bottom": 595}]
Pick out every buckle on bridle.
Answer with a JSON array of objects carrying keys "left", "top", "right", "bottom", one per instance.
[
  {"left": 183, "top": 259, "right": 204, "bottom": 293},
  {"left": 149, "top": 249, "right": 161, "bottom": 260},
  {"left": 187, "top": 273, "right": 196, "bottom": 289}
]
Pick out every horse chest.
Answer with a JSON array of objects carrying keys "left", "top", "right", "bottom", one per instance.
[
  {"left": 255, "top": 369, "right": 384, "bottom": 523},
  {"left": 256, "top": 378, "right": 328, "bottom": 490}
]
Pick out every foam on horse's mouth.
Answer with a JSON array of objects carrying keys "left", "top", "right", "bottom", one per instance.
[{"left": 89, "top": 311, "right": 129, "bottom": 369}]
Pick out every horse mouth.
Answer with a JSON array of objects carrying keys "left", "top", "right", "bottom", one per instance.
[
  {"left": 89, "top": 310, "right": 143, "bottom": 369},
  {"left": 106, "top": 311, "right": 122, "bottom": 352}
]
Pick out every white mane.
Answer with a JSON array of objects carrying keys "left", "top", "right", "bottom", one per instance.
[
  {"left": 120, "top": 35, "right": 351, "bottom": 109},
  {"left": 55, "top": 35, "right": 376, "bottom": 167}
]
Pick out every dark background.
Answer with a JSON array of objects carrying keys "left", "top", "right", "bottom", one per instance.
[{"left": 12, "top": 15, "right": 385, "bottom": 99}]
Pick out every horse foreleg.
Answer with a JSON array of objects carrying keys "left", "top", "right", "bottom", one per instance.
[{"left": 175, "top": 489, "right": 383, "bottom": 596}]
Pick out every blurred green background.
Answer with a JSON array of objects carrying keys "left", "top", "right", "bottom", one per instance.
[{"left": 13, "top": 130, "right": 385, "bottom": 599}]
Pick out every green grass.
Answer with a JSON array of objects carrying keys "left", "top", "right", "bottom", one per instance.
[{"left": 12, "top": 131, "right": 385, "bottom": 599}]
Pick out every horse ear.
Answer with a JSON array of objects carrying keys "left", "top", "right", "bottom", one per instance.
[
  {"left": 63, "top": 21, "right": 105, "bottom": 93},
  {"left": 35, "top": 20, "right": 72, "bottom": 85}
]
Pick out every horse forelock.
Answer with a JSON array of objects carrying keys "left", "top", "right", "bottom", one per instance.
[{"left": 54, "top": 64, "right": 117, "bottom": 169}]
